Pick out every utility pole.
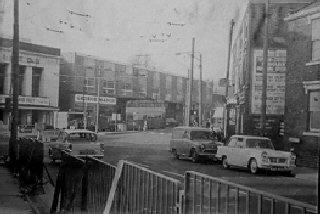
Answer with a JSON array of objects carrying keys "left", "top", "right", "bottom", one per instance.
[
  {"left": 9, "top": 0, "right": 19, "bottom": 167},
  {"left": 224, "top": 19, "right": 234, "bottom": 138},
  {"left": 199, "top": 54, "right": 202, "bottom": 127},
  {"left": 187, "top": 38, "right": 195, "bottom": 126},
  {"left": 261, "top": 0, "right": 270, "bottom": 136},
  {"left": 95, "top": 66, "right": 101, "bottom": 133},
  {"left": 83, "top": 79, "right": 87, "bottom": 130}
]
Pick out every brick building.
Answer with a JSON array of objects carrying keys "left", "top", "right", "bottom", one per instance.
[
  {"left": 284, "top": 1, "right": 320, "bottom": 167},
  {"left": 231, "top": 0, "right": 312, "bottom": 148}
]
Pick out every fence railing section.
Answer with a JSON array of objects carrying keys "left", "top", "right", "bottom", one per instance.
[
  {"left": 50, "top": 152, "right": 116, "bottom": 214},
  {"left": 104, "top": 160, "right": 183, "bottom": 214},
  {"left": 51, "top": 152, "right": 86, "bottom": 213},
  {"left": 184, "top": 171, "right": 318, "bottom": 214},
  {"left": 18, "top": 138, "right": 44, "bottom": 192},
  {"left": 86, "top": 156, "right": 116, "bottom": 214}
]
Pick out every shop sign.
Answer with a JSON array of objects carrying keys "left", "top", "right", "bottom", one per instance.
[
  {"left": 75, "top": 94, "right": 116, "bottom": 105},
  {"left": 0, "top": 95, "right": 49, "bottom": 106},
  {"left": 19, "top": 96, "right": 50, "bottom": 106}
]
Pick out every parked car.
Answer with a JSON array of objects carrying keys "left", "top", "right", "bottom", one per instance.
[
  {"left": 170, "top": 126, "right": 223, "bottom": 162},
  {"left": 48, "top": 129, "right": 104, "bottom": 162},
  {"left": 216, "top": 135, "right": 296, "bottom": 176}
]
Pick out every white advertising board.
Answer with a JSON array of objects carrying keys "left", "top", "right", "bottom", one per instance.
[
  {"left": 75, "top": 94, "right": 116, "bottom": 105},
  {"left": 251, "top": 49, "right": 286, "bottom": 115}
]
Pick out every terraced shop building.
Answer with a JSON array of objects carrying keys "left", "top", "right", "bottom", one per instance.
[
  {"left": 230, "top": 0, "right": 313, "bottom": 149},
  {"left": 283, "top": 1, "right": 320, "bottom": 167},
  {"left": 0, "top": 37, "right": 60, "bottom": 128}
]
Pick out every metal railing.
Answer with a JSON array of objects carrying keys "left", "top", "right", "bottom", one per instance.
[
  {"left": 184, "top": 171, "right": 318, "bottom": 214},
  {"left": 104, "top": 160, "right": 183, "bottom": 214},
  {"left": 51, "top": 152, "right": 116, "bottom": 213},
  {"left": 86, "top": 156, "right": 116, "bottom": 214},
  {"left": 51, "top": 152, "right": 86, "bottom": 213}
]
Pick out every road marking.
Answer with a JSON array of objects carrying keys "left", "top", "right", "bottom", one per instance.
[{"left": 162, "top": 170, "right": 184, "bottom": 178}]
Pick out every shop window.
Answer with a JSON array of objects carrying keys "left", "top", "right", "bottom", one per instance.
[
  {"left": 309, "top": 91, "right": 320, "bottom": 132},
  {"left": 311, "top": 18, "right": 320, "bottom": 61}
]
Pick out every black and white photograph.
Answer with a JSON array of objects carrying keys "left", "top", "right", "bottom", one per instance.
[{"left": 0, "top": 0, "right": 319, "bottom": 213}]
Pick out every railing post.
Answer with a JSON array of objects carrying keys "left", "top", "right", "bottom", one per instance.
[
  {"left": 184, "top": 172, "right": 190, "bottom": 214},
  {"left": 103, "top": 160, "right": 124, "bottom": 214},
  {"left": 81, "top": 157, "right": 88, "bottom": 213}
]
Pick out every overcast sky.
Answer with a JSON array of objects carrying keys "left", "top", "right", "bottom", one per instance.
[{"left": 0, "top": 0, "right": 247, "bottom": 80}]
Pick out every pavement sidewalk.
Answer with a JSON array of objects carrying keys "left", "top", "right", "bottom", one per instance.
[{"left": 0, "top": 164, "right": 35, "bottom": 214}]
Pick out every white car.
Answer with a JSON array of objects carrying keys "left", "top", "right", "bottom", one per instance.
[
  {"left": 48, "top": 129, "right": 104, "bottom": 162},
  {"left": 216, "top": 135, "right": 296, "bottom": 176}
]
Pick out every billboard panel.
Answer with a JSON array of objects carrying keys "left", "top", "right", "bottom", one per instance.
[{"left": 251, "top": 49, "right": 286, "bottom": 115}]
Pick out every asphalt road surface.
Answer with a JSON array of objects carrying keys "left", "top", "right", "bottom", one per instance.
[{"left": 99, "top": 130, "right": 318, "bottom": 206}]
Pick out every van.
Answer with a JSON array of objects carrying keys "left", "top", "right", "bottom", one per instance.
[{"left": 170, "top": 126, "right": 222, "bottom": 162}]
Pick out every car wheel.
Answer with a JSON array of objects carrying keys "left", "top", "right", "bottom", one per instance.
[
  {"left": 222, "top": 156, "right": 229, "bottom": 169},
  {"left": 191, "top": 150, "right": 199, "bottom": 163},
  {"left": 249, "top": 159, "right": 259, "bottom": 174}
]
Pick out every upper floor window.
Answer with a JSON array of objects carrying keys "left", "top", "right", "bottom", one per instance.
[
  {"left": 309, "top": 91, "right": 320, "bottom": 132},
  {"left": 32, "top": 67, "right": 42, "bottom": 97},
  {"left": 19, "top": 66, "right": 26, "bottom": 95},
  {"left": 311, "top": 18, "right": 320, "bottom": 61},
  {"left": 84, "top": 77, "right": 95, "bottom": 94},
  {"left": 0, "top": 64, "right": 6, "bottom": 94}
]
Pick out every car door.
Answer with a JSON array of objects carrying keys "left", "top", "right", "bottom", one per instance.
[
  {"left": 235, "top": 138, "right": 247, "bottom": 167},
  {"left": 226, "top": 138, "right": 237, "bottom": 165},
  {"left": 180, "top": 130, "right": 191, "bottom": 156}
]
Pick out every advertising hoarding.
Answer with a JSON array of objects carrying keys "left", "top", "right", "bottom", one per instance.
[{"left": 251, "top": 49, "right": 286, "bottom": 115}]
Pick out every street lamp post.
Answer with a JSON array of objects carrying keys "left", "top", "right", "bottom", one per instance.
[{"left": 176, "top": 50, "right": 202, "bottom": 127}]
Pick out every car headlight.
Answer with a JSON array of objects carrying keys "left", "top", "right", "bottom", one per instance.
[{"left": 261, "top": 151, "right": 268, "bottom": 162}]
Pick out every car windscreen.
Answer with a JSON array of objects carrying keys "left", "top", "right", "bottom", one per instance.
[
  {"left": 190, "top": 131, "right": 215, "bottom": 140},
  {"left": 67, "top": 133, "right": 97, "bottom": 143},
  {"left": 246, "top": 138, "right": 274, "bottom": 149}
]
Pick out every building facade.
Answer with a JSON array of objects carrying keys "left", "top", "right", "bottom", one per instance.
[
  {"left": 231, "top": 0, "right": 312, "bottom": 147},
  {"left": 60, "top": 52, "right": 214, "bottom": 129},
  {"left": 284, "top": 1, "right": 320, "bottom": 167},
  {"left": 0, "top": 38, "right": 60, "bottom": 128}
]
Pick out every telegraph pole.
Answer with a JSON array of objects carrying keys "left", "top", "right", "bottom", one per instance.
[
  {"left": 95, "top": 66, "right": 101, "bottom": 133},
  {"left": 9, "top": 0, "right": 19, "bottom": 167},
  {"left": 225, "top": 19, "right": 234, "bottom": 138},
  {"left": 261, "top": 0, "right": 270, "bottom": 136},
  {"left": 187, "top": 38, "right": 195, "bottom": 126},
  {"left": 199, "top": 54, "right": 202, "bottom": 127}
]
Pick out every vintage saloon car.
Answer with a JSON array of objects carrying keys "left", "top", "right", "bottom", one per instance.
[
  {"left": 48, "top": 129, "right": 104, "bottom": 162},
  {"left": 216, "top": 135, "right": 296, "bottom": 175},
  {"left": 170, "top": 126, "right": 223, "bottom": 162}
]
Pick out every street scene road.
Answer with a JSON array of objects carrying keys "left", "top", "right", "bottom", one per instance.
[{"left": 98, "top": 130, "right": 317, "bottom": 206}]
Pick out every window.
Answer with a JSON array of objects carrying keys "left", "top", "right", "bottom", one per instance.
[
  {"left": 19, "top": 66, "right": 26, "bottom": 95},
  {"left": 228, "top": 138, "right": 237, "bottom": 147},
  {"left": 309, "top": 91, "right": 320, "bottom": 132},
  {"left": 32, "top": 67, "right": 42, "bottom": 97},
  {"left": 312, "top": 18, "right": 320, "bottom": 61},
  {"left": 0, "top": 64, "right": 6, "bottom": 94},
  {"left": 84, "top": 77, "right": 95, "bottom": 93}
]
